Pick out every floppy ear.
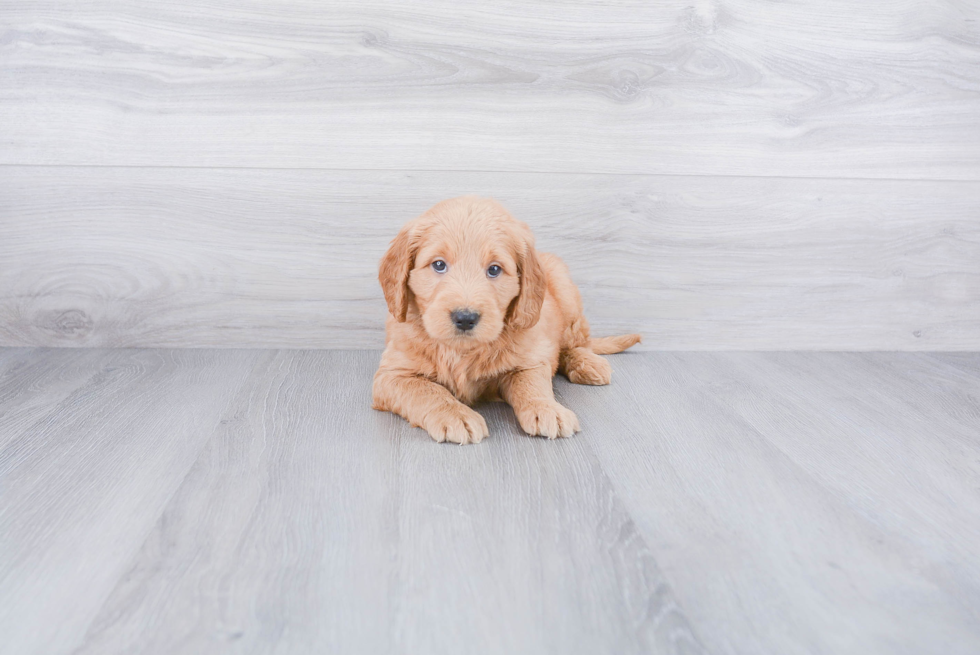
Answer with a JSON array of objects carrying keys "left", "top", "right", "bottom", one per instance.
[
  {"left": 507, "top": 239, "right": 546, "bottom": 330},
  {"left": 379, "top": 223, "right": 417, "bottom": 322}
]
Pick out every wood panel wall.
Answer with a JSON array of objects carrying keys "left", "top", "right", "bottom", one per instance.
[{"left": 2, "top": 0, "right": 979, "bottom": 349}]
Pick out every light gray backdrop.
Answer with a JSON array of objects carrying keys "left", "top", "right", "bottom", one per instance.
[{"left": 2, "top": 0, "right": 978, "bottom": 349}]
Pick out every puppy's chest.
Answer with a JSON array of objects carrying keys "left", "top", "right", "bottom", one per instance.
[{"left": 428, "top": 349, "right": 515, "bottom": 404}]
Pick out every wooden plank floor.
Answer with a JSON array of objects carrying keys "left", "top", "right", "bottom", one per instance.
[{"left": 1, "top": 349, "right": 978, "bottom": 654}]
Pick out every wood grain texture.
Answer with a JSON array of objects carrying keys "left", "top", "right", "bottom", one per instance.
[
  {"left": 0, "top": 348, "right": 703, "bottom": 655},
  {"left": 0, "top": 348, "right": 108, "bottom": 451},
  {"left": 3, "top": 167, "right": 978, "bottom": 350},
  {"left": 928, "top": 352, "right": 980, "bottom": 378},
  {"left": 1, "top": 0, "right": 979, "bottom": 178},
  {"left": 3, "top": 348, "right": 980, "bottom": 654},
  {"left": 562, "top": 352, "right": 980, "bottom": 655},
  {"left": 0, "top": 348, "right": 260, "bottom": 655}
]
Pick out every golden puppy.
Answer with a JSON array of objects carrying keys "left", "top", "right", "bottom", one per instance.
[{"left": 372, "top": 196, "right": 641, "bottom": 444}]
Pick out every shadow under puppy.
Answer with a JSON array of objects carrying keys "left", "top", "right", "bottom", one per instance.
[{"left": 373, "top": 196, "right": 640, "bottom": 444}]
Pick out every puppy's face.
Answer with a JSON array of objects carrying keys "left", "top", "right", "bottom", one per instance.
[
  {"left": 379, "top": 197, "right": 545, "bottom": 347},
  {"left": 410, "top": 220, "right": 520, "bottom": 344}
]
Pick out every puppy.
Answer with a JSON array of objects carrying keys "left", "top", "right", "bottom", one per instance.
[{"left": 372, "top": 196, "right": 641, "bottom": 444}]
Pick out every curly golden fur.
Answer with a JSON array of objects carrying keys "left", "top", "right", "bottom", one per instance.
[{"left": 372, "top": 196, "right": 641, "bottom": 444}]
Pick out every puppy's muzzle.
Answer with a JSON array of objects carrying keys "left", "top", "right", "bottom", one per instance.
[{"left": 450, "top": 309, "right": 481, "bottom": 332}]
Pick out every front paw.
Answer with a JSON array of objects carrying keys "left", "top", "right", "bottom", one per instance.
[
  {"left": 423, "top": 403, "right": 489, "bottom": 445},
  {"left": 515, "top": 401, "right": 580, "bottom": 439}
]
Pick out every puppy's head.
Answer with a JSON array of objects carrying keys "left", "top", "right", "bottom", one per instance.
[{"left": 379, "top": 196, "right": 545, "bottom": 346}]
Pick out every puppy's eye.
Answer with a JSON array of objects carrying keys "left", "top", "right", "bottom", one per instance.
[
  {"left": 487, "top": 264, "right": 502, "bottom": 278},
  {"left": 431, "top": 260, "right": 448, "bottom": 273}
]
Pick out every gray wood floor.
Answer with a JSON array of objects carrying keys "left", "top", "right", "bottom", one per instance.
[{"left": 1, "top": 348, "right": 978, "bottom": 654}]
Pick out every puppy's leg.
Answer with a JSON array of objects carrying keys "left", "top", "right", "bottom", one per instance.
[
  {"left": 559, "top": 346, "right": 612, "bottom": 386},
  {"left": 373, "top": 371, "right": 488, "bottom": 444},
  {"left": 500, "top": 365, "right": 580, "bottom": 439}
]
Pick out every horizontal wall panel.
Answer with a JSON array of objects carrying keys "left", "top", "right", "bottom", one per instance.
[
  {"left": 1, "top": 0, "right": 979, "bottom": 178},
  {"left": 2, "top": 166, "right": 978, "bottom": 350}
]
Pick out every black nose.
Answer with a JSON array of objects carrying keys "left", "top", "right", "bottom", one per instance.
[{"left": 451, "top": 309, "right": 481, "bottom": 332}]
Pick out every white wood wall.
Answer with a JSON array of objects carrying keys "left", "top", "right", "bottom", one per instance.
[{"left": 2, "top": 0, "right": 979, "bottom": 349}]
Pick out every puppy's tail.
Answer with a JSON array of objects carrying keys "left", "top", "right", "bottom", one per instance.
[{"left": 589, "top": 334, "right": 642, "bottom": 355}]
